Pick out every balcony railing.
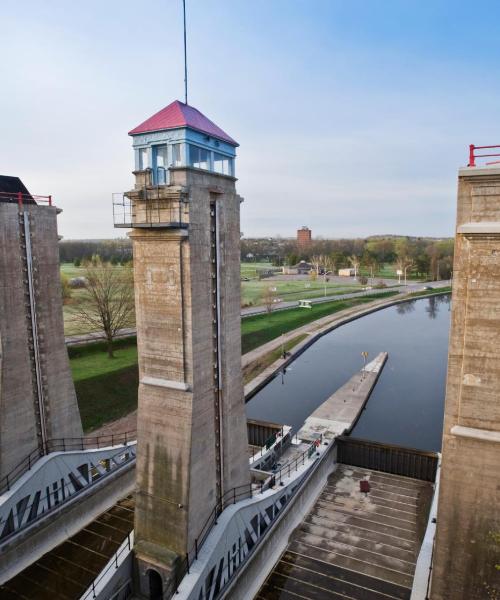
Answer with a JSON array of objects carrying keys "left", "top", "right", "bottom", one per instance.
[
  {"left": 112, "top": 190, "right": 189, "bottom": 229},
  {"left": 468, "top": 144, "right": 500, "bottom": 167},
  {"left": 0, "top": 191, "right": 52, "bottom": 207}
]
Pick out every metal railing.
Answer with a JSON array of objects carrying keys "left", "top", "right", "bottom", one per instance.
[
  {"left": 0, "top": 445, "right": 136, "bottom": 542},
  {"left": 80, "top": 435, "right": 322, "bottom": 599},
  {"left": 273, "top": 437, "right": 320, "bottom": 486},
  {"left": 112, "top": 189, "right": 189, "bottom": 229},
  {"left": 468, "top": 144, "right": 500, "bottom": 167},
  {"left": 80, "top": 531, "right": 134, "bottom": 600},
  {"left": 0, "top": 191, "right": 52, "bottom": 207},
  {"left": 0, "top": 430, "right": 136, "bottom": 495}
]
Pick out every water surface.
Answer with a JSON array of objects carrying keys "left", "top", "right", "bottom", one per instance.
[{"left": 246, "top": 295, "right": 451, "bottom": 452}]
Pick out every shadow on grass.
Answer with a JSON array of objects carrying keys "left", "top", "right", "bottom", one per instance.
[{"left": 76, "top": 364, "right": 138, "bottom": 432}]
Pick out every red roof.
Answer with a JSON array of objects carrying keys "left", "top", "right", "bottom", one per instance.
[{"left": 128, "top": 100, "right": 238, "bottom": 146}]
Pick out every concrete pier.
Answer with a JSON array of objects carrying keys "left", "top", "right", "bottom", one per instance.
[{"left": 298, "top": 352, "right": 388, "bottom": 442}]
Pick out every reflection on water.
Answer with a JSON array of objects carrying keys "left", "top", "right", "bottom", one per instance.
[{"left": 246, "top": 295, "right": 451, "bottom": 452}]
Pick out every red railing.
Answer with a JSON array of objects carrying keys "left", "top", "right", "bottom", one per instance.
[
  {"left": 468, "top": 144, "right": 500, "bottom": 167},
  {"left": 0, "top": 191, "right": 52, "bottom": 208}
]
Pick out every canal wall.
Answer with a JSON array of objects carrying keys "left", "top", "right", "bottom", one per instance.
[{"left": 244, "top": 290, "right": 451, "bottom": 401}]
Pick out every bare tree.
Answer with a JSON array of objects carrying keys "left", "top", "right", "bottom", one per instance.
[
  {"left": 348, "top": 255, "right": 360, "bottom": 278},
  {"left": 310, "top": 255, "right": 322, "bottom": 277},
  {"left": 76, "top": 257, "right": 135, "bottom": 357},
  {"left": 262, "top": 286, "right": 278, "bottom": 313},
  {"left": 364, "top": 256, "right": 379, "bottom": 284},
  {"left": 396, "top": 256, "right": 415, "bottom": 286}
]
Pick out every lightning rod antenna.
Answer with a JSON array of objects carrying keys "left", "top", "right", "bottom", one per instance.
[{"left": 183, "top": 0, "right": 188, "bottom": 105}]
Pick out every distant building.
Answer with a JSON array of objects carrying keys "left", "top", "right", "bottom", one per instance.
[{"left": 297, "top": 226, "right": 312, "bottom": 249}]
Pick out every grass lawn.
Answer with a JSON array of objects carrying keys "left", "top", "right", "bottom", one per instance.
[
  {"left": 240, "top": 261, "right": 273, "bottom": 279},
  {"left": 69, "top": 340, "right": 138, "bottom": 432},
  {"left": 241, "top": 291, "right": 398, "bottom": 354},
  {"left": 241, "top": 279, "right": 361, "bottom": 306},
  {"left": 75, "top": 366, "right": 138, "bottom": 432},
  {"left": 70, "top": 344, "right": 138, "bottom": 382}
]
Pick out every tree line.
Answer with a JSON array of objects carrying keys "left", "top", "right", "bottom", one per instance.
[
  {"left": 241, "top": 236, "right": 454, "bottom": 281},
  {"left": 59, "top": 239, "right": 132, "bottom": 265}
]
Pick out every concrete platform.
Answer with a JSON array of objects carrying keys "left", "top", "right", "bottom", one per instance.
[{"left": 256, "top": 464, "right": 433, "bottom": 600}]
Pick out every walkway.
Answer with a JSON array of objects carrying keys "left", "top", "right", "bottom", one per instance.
[{"left": 257, "top": 464, "right": 433, "bottom": 600}]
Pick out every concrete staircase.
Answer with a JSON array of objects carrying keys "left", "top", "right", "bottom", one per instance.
[
  {"left": 0, "top": 496, "right": 134, "bottom": 599},
  {"left": 257, "top": 464, "right": 433, "bottom": 600}
]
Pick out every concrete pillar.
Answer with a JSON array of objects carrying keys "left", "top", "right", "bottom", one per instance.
[
  {"left": 432, "top": 166, "right": 500, "bottom": 599},
  {"left": 0, "top": 203, "right": 82, "bottom": 479},
  {"left": 129, "top": 167, "right": 250, "bottom": 594}
]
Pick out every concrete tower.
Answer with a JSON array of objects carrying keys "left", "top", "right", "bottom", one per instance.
[
  {"left": 431, "top": 160, "right": 500, "bottom": 598},
  {"left": 117, "top": 101, "right": 250, "bottom": 594},
  {"left": 0, "top": 177, "right": 82, "bottom": 479}
]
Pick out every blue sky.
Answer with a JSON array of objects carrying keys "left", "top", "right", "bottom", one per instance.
[{"left": 2, "top": 0, "right": 500, "bottom": 239}]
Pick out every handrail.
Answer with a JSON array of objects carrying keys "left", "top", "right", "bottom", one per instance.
[
  {"left": 80, "top": 531, "right": 134, "bottom": 600},
  {"left": 0, "top": 191, "right": 52, "bottom": 207},
  {"left": 0, "top": 430, "right": 137, "bottom": 495},
  {"left": 0, "top": 445, "right": 136, "bottom": 542},
  {"left": 167, "top": 437, "right": 320, "bottom": 595},
  {"left": 468, "top": 144, "right": 500, "bottom": 167}
]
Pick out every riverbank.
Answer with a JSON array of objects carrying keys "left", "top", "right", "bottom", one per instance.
[{"left": 243, "top": 288, "right": 451, "bottom": 400}]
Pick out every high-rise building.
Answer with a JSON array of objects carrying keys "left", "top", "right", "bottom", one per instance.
[
  {"left": 432, "top": 163, "right": 500, "bottom": 598},
  {"left": 115, "top": 100, "right": 250, "bottom": 595},
  {"left": 297, "top": 226, "right": 312, "bottom": 249},
  {"left": 0, "top": 176, "right": 82, "bottom": 478}
]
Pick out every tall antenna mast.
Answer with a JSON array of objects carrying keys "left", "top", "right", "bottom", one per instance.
[{"left": 183, "top": 0, "right": 188, "bottom": 105}]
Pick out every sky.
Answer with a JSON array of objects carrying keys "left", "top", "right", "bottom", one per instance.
[{"left": 2, "top": 0, "right": 500, "bottom": 239}]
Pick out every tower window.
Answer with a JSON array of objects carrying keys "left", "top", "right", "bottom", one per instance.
[
  {"left": 139, "top": 148, "right": 149, "bottom": 170},
  {"left": 213, "top": 152, "right": 233, "bottom": 176},
  {"left": 189, "top": 145, "right": 209, "bottom": 170},
  {"left": 154, "top": 145, "right": 168, "bottom": 185},
  {"left": 171, "top": 143, "right": 182, "bottom": 166},
  {"left": 155, "top": 145, "right": 168, "bottom": 168}
]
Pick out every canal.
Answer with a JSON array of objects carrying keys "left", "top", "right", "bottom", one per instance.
[{"left": 246, "top": 295, "right": 451, "bottom": 452}]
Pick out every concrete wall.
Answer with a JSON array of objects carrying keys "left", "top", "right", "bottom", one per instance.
[
  {"left": 0, "top": 203, "right": 82, "bottom": 479},
  {"left": 130, "top": 167, "right": 250, "bottom": 592},
  {"left": 432, "top": 167, "right": 500, "bottom": 599}
]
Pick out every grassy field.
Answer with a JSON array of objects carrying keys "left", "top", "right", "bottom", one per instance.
[
  {"left": 69, "top": 340, "right": 138, "bottom": 432},
  {"left": 240, "top": 261, "right": 273, "bottom": 279},
  {"left": 241, "top": 279, "right": 361, "bottom": 306},
  {"left": 358, "top": 262, "right": 421, "bottom": 280},
  {"left": 240, "top": 291, "right": 398, "bottom": 354}
]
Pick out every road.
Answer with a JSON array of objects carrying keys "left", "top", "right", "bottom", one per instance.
[{"left": 65, "top": 281, "right": 451, "bottom": 346}]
